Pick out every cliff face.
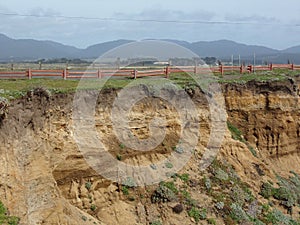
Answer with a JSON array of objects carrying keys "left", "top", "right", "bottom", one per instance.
[
  {"left": 0, "top": 80, "right": 299, "bottom": 224},
  {"left": 224, "top": 78, "right": 300, "bottom": 175}
]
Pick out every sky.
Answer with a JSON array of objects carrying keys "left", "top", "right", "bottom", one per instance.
[{"left": 0, "top": 0, "right": 299, "bottom": 50}]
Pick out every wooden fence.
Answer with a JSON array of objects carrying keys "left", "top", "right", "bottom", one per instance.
[{"left": 0, "top": 64, "right": 299, "bottom": 79}]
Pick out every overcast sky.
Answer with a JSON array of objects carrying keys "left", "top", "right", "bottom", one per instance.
[{"left": 0, "top": 0, "right": 299, "bottom": 49}]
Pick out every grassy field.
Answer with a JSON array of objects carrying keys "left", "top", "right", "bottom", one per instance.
[{"left": 0, "top": 69, "right": 298, "bottom": 99}]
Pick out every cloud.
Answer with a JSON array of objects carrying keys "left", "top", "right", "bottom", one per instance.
[
  {"left": 28, "top": 7, "right": 61, "bottom": 17},
  {"left": 0, "top": 5, "right": 298, "bottom": 50},
  {"left": 224, "top": 14, "right": 280, "bottom": 24},
  {"left": 114, "top": 8, "right": 216, "bottom": 21}
]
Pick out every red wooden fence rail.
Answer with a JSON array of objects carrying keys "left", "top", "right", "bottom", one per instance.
[{"left": 0, "top": 64, "right": 299, "bottom": 79}]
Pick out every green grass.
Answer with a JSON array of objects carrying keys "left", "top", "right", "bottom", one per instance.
[
  {"left": 227, "top": 122, "right": 243, "bottom": 142},
  {"left": 227, "top": 121, "right": 258, "bottom": 157},
  {"left": 219, "top": 69, "right": 297, "bottom": 83},
  {"left": 0, "top": 69, "right": 298, "bottom": 99},
  {"left": 0, "top": 78, "right": 131, "bottom": 99}
]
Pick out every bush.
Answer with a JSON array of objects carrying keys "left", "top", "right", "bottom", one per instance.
[
  {"left": 0, "top": 201, "right": 20, "bottom": 225},
  {"left": 165, "top": 162, "right": 173, "bottom": 169},
  {"left": 230, "top": 203, "right": 250, "bottom": 222},
  {"left": 161, "top": 182, "right": 178, "bottom": 194},
  {"left": 90, "top": 204, "right": 96, "bottom": 211},
  {"left": 199, "top": 208, "right": 207, "bottom": 220},
  {"left": 231, "top": 185, "right": 247, "bottom": 206},
  {"left": 215, "top": 168, "right": 229, "bottom": 181},
  {"left": 227, "top": 121, "right": 243, "bottom": 142},
  {"left": 215, "top": 202, "right": 225, "bottom": 210},
  {"left": 207, "top": 218, "right": 216, "bottom": 225},
  {"left": 265, "top": 209, "right": 298, "bottom": 224},
  {"left": 85, "top": 182, "right": 92, "bottom": 191},
  {"left": 188, "top": 207, "right": 201, "bottom": 222},
  {"left": 260, "top": 182, "right": 275, "bottom": 199},
  {"left": 122, "top": 186, "right": 129, "bottom": 195},
  {"left": 151, "top": 185, "right": 177, "bottom": 203},
  {"left": 203, "top": 176, "right": 212, "bottom": 190},
  {"left": 0, "top": 97, "right": 9, "bottom": 120},
  {"left": 30, "top": 87, "right": 51, "bottom": 99},
  {"left": 178, "top": 173, "right": 189, "bottom": 183},
  {"left": 116, "top": 154, "right": 122, "bottom": 161},
  {"left": 150, "top": 220, "right": 162, "bottom": 225},
  {"left": 260, "top": 172, "right": 300, "bottom": 210}
]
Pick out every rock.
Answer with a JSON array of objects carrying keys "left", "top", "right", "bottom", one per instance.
[{"left": 172, "top": 204, "right": 184, "bottom": 214}]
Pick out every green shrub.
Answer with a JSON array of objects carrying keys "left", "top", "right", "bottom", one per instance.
[
  {"left": 188, "top": 207, "right": 201, "bottom": 222},
  {"left": 165, "top": 162, "right": 173, "bottom": 169},
  {"left": 227, "top": 122, "right": 257, "bottom": 157},
  {"left": 85, "top": 182, "right": 92, "bottom": 190},
  {"left": 203, "top": 176, "right": 212, "bottom": 190},
  {"left": 122, "top": 186, "right": 129, "bottom": 195},
  {"left": 199, "top": 208, "right": 207, "bottom": 220},
  {"left": 215, "top": 168, "right": 229, "bottom": 181},
  {"left": 0, "top": 97, "right": 9, "bottom": 120},
  {"left": 231, "top": 185, "right": 247, "bottom": 206},
  {"left": 260, "top": 172, "right": 300, "bottom": 210},
  {"left": 227, "top": 121, "right": 243, "bottom": 142},
  {"left": 150, "top": 220, "right": 162, "bottom": 225},
  {"left": 122, "top": 177, "right": 135, "bottom": 187},
  {"left": 180, "top": 189, "right": 191, "bottom": 200},
  {"left": 248, "top": 145, "right": 258, "bottom": 157},
  {"left": 230, "top": 203, "right": 250, "bottom": 222},
  {"left": 116, "top": 154, "right": 122, "bottom": 161},
  {"left": 0, "top": 201, "right": 20, "bottom": 225},
  {"left": 81, "top": 215, "right": 87, "bottom": 221},
  {"left": 207, "top": 218, "right": 216, "bottom": 225},
  {"left": 215, "top": 202, "right": 225, "bottom": 210},
  {"left": 151, "top": 184, "right": 177, "bottom": 203},
  {"left": 178, "top": 173, "right": 189, "bottom": 183},
  {"left": 90, "top": 204, "right": 96, "bottom": 211},
  {"left": 161, "top": 181, "right": 178, "bottom": 194},
  {"left": 265, "top": 209, "right": 298, "bottom": 225}
]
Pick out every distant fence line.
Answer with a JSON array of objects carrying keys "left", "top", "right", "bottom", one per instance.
[{"left": 0, "top": 64, "right": 299, "bottom": 79}]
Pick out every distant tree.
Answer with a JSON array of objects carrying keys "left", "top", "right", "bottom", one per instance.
[{"left": 202, "top": 57, "right": 217, "bottom": 65}]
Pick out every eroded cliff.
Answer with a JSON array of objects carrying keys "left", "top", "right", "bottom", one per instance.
[{"left": 0, "top": 79, "right": 299, "bottom": 225}]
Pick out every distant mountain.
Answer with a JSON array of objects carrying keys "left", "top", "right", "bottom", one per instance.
[
  {"left": 281, "top": 46, "right": 300, "bottom": 54},
  {"left": 0, "top": 33, "right": 80, "bottom": 60},
  {"left": 0, "top": 33, "right": 300, "bottom": 63},
  {"left": 80, "top": 39, "right": 134, "bottom": 58},
  {"left": 189, "top": 40, "right": 279, "bottom": 58}
]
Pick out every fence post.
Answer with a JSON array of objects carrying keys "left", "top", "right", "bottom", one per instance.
[
  {"left": 27, "top": 68, "right": 32, "bottom": 79},
  {"left": 240, "top": 65, "right": 243, "bottom": 74},
  {"left": 194, "top": 66, "right": 198, "bottom": 75},
  {"left": 97, "top": 69, "right": 102, "bottom": 79},
  {"left": 63, "top": 69, "right": 67, "bottom": 80},
  {"left": 269, "top": 63, "right": 273, "bottom": 71},
  {"left": 247, "top": 65, "right": 252, "bottom": 73},
  {"left": 134, "top": 69, "right": 137, "bottom": 79},
  {"left": 220, "top": 65, "right": 224, "bottom": 76},
  {"left": 291, "top": 64, "right": 294, "bottom": 70},
  {"left": 165, "top": 66, "right": 170, "bottom": 78}
]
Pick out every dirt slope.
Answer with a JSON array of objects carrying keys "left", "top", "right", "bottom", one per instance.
[{"left": 0, "top": 80, "right": 299, "bottom": 224}]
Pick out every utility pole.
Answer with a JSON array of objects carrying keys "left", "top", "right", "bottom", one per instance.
[
  {"left": 253, "top": 53, "right": 256, "bottom": 73},
  {"left": 231, "top": 55, "right": 234, "bottom": 73},
  {"left": 116, "top": 57, "right": 120, "bottom": 69}
]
